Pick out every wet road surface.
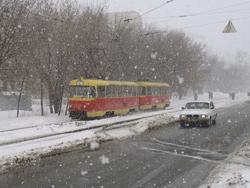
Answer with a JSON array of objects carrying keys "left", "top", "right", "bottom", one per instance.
[{"left": 1, "top": 102, "right": 250, "bottom": 188}]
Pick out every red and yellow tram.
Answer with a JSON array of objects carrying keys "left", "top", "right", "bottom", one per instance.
[
  {"left": 68, "top": 77, "right": 139, "bottom": 119},
  {"left": 68, "top": 77, "right": 170, "bottom": 119},
  {"left": 138, "top": 82, "right": 170, "bottom": 110}
]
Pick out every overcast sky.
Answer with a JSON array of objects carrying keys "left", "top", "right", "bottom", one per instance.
[{"left": 78, "top": 0, "right": 250, "bottom": 63}]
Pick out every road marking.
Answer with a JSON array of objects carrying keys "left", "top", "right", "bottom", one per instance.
[
  {"left": 135, "top": 145, "right": 220, "bottom": 163},
  {"left": 134, "top": 145, "right": 220, "bottom": 163},
  {"left": 151, "top": 138, "right": 222, "bottom": 154}
]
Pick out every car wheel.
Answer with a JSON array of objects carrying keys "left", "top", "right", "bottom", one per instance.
[
  {"left": 200, "top": 122, "right": 206, "bottom": 128},
  {"left": 212, "top": 114, "right": 217, "bottom": 125},
  {"left": 180, "top": 122, "right": 185, "bottom": 128},
  {"left": 201, "top": 119, "right": 211, "bottom": 128},
  {"left": 207, "top": 118, "right": 212, "bottom": 127}
]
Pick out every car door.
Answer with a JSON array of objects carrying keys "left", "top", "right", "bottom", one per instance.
[{"left": 210, "top": 102, "right": 216, "bottom": 119}]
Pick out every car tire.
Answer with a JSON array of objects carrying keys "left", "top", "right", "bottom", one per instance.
[
  {"left": 180, "top": 122, "right": 185, "bottom": 128},
  {"left": 207, "top": 118, "right": 212, "bottom": 127},
  {"left": 201, "top": 119, "right": 211, "bottom": 128},
  {"left": 200, "top": 122, "right": 206, "bottom": 128},
  {"left": 212, "top": 114, "right": 217, "bottom": 125}
]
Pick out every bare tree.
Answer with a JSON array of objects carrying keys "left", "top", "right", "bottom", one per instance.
[
  {"left": 24, "top": 0, "right": 82, "bottom": 113},
  {"left": 0, "top": 0, "right": 35, "bottom": 67},
  {"left": 0, "top": 0, "right": 222, "bottom": 113}
]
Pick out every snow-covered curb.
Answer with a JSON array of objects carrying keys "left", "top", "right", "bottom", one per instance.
[
  {"left": 0, "top": 113, "right": 175, "bottom": 173},
  {"left": 199, "top": 138, "right": 250, "bottom": 188}
]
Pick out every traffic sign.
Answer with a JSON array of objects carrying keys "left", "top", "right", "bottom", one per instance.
[{"left": 222, "top": 20, "right": 237, "bottom": 33}]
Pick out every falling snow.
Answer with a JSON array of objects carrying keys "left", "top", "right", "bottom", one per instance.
[{"left": 100, "top": 155, "right": 110, "bottom": 165}]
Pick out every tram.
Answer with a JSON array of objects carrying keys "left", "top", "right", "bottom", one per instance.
[
  {"left": 138, "top": 81, "right": 170, "bottom": 110},
  {"left": 68, "top": 77, "right": 170, "bottom": 119}
]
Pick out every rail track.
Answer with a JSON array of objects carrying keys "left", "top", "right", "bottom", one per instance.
[
  {"left": 0, "top": 98, "right": 236, "bottom": 147},
  {"left": 0, "top": 107, "right": 177, "bottom": 134},
  {"left": 0, "top": 112, "right": 171, "bottom": 147}
]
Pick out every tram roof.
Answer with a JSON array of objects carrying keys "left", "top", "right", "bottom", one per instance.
[
  {"left": 70, "top": 78, "right": 138, "bottom": 86},
  {"left": 137, "top": 82, "right": 169, "bottom": 87}
]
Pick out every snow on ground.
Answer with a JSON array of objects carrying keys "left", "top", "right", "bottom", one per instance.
[
  {"left": 199, "top": 137, "right": 250, "bottom": 188},
  {"left": 0, "top": 92, "right": 250, "bottom": 187}
]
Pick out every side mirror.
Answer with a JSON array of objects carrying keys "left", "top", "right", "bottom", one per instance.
[{"left": 181, "top": 107, "right": 184, "bottom": 110}]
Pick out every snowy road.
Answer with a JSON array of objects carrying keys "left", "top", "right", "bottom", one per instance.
[
  {"left": 0, "top": 97, "right": 250, "bottom": 187},
  {"left": 0, "top": 92, "right": 250, "bottom": 187},
  {"left": 0, "top": 92, "right": 246, "bottom": 169}
]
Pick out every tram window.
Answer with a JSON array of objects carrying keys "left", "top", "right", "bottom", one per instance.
[
  {"left": 147, "top": 87, "right": 152, "bottom": 95},
  {"left": 133, "top": 86, "right": 137, "bottom": 96},
  {"left": 154, "top": 87, "right": 158, "bottom": 95},
  {"left": 155, "top": 87, "right": 158, "bottom": 95},
  {"left": 137, "top": 87, "right": 141, "bottom": 96},
  {"left": 97, "top": 86, "right": 105, "bottom": 98},
  {"left": 70, "top": 87, "right": 76, "bottom": 98},
  {"left": 127, "top": 86, "right": 132, "bottom": 97},
  {"left": 160, "top": 87, "right": 164, "bottom": 95},
  {"left": 140, "top": 87, "right": 146, "bottom": 96},
  {"left": 165, "top": 87, "right": 168, "bottom": 95},
  {"left": 152, "top": 87, "right": 155, "bottom": 95},
  {"left": 166, "top": 87, "right": 169, "bottom": 95},
  {"left": 156, "top": 87, "right": 160, "bottom": 95},
  {"left": 70, "top": 86, "right": 96, "bottom": 98},
  {"left": 111, "top": 85, "right": 117, "bottom": 97},
  {"left": 90, "top": 87, "right": 96, "bottom": 98},
  {"left": 118, "top": 86, "right": 122, "bottom": 97},
  {"left": 106, "top": 86, "right": 111, "bottom": 98},
  {"left": 122, "top": 86, "right": 127, "bottom": 97},
  {"left": 153, "top": 87, "right": 157, "bottom": 95}
]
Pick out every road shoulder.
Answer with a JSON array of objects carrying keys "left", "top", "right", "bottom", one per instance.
[{"left": 199, "top": 137, "right": 250, "bottom": 188}]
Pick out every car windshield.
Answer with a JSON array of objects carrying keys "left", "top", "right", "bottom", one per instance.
[
  {"left": 185, "top": 102, "right": 209, "bottom": 109},
  {"left": 70, "top": 86, "right": 96, "bottom": 98}
]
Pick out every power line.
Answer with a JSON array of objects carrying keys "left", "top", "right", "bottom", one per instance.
[
  {"left": 192, "top": 1, "right": 250, "bottom": 16},
  {"left": 197, "top": 8, "right": 250, "bottom": 16},
  {"left": 143, "top": 8, "right": 250, "bottom": 20},
  {"left": 181, "top": 15, "right": 250, "bottom": 29},
  {"left": 123, "top": 1, "right": 250, "bottom": 32},
  {"left": 125, "top": 0, "right": 175, "bottom": 21},
  {"left": 153, "top": 1, "right": 250, "bottom": 24}
]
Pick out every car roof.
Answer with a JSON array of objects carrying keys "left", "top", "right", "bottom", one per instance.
[{"left": 186, "top": 101, "right": 211, "bottom": 104}]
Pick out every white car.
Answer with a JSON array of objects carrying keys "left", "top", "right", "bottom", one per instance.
[{"left": 179, "top": 101, "right": 217, "bottom": 128}]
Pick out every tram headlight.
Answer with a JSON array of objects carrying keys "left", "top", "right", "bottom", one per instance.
[
  {"left": 83, "top": 105, "right": 86, "bottom": 109},
  {"left": 69, "top": 104, "right": 73, "bottom": 108}
]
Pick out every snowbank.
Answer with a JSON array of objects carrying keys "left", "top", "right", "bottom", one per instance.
[
  {"left": 0, "top": 92, "right": 250, "bottom": 187},
  {"left": 199, "top": 138, "right": 250, "bottom": 188}
]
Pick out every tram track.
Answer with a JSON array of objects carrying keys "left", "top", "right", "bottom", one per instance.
[
  {"left": 0, "top": 99, "right": 239, "bottom": 147},
  {"left": 0, "top": 108, "right": 173, "bottom": 134},
  {"left": 0, "top": 98, "right": 229, "bottom": 135},
  {"left": 0, "top": 113, "right": 167, "bottom": 147}
]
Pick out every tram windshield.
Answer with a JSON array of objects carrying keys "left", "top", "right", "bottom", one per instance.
[{"left": 70, "top": 86, "right": 96, "bottom": 98}]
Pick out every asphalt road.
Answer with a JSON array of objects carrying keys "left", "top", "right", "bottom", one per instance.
[{"left": 1, "top": 101, "right": 250, "bottom": 188}]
